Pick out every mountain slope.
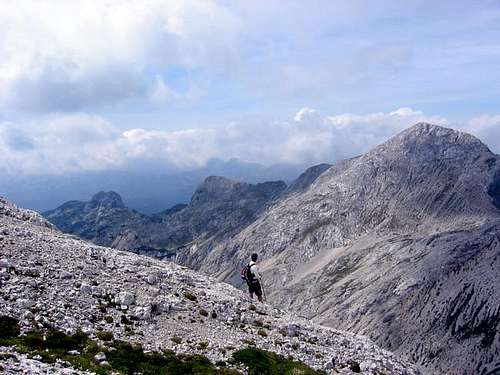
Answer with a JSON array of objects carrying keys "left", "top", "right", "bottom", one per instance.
[
  {"left": 0, "top": 197, "right": 419, "bottom": 374},
  {"left": 184, "top": 123, "right": 500, "bottom": 374}
]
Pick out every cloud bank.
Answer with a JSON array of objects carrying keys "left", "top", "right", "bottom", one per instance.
[
  {"left": 2, "top": 108, "right": 499, "bottom": 176},
  {"left": 0, "top": 0, "right": 240, "bottom": 111}
]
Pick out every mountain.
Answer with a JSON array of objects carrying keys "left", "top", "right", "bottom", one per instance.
[
  {"left": 44, "top": 178, "right": 287, "bottom": 259},
  {"left": 0, "top": 197, "right": 419, "bottom": 374},
  {"left": 185, "top": 123, "right": 500, "bottom": 374},
  {"left": 43, "top": 191, "right": 149, "bottom": 246},
  {"left": 2, "top": 158, "right": 303, "bottom": 214}
]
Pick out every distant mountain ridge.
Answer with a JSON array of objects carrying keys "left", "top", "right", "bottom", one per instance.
[{"left": 44, "top": 175, "right": 301, "bottom": 258}]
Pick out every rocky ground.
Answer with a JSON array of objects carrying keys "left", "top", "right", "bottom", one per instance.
[{"left": 0, "top": 198, "right": 420, "bottom": 374}]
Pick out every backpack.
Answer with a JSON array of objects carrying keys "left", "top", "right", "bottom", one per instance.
[{"left": 240, "top": 263, "right": 255, "bottom": 284}]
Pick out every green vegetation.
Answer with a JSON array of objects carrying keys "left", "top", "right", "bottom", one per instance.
[
  {"left": 0, "top": 316, "right": 20, "bottom": 338},
  {"left": 232, "top": 347, "right": 325, "bottom": 375},
  {"left": 0, "top": 315, "right": 237, "bottom": 374},
  {"left": 106, "top": 341, "right": 238, "bottom": 375},
  {"left": 96, "top": 331, "right": 114, "bottom": 341},
  {"left": 0, "top": 315, "right": 329, "bottom": 375},
  {"left": 349, "top": 360, "right": 361, "bottom": 373},
  {"left": 171, "top": 336, "right": 183, "bottom": 345}
]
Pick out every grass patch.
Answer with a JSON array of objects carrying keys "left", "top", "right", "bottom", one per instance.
[
  {"left": 233, "top": 347, "right": 325, "bottom": 375},
  {"left": 0, "top": 315, "right": 239, "bottom": 374},
  {"left": 0, "top": 316, "right": 20, "bottom": 339},
  {"left": 171, "top": 336, "right": 183, "bottom": 345},
  {"left": 96, "top": 331, "right": 114, "bottom": 341}
]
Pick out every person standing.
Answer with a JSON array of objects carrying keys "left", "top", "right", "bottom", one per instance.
[{"left": 244, "top": 253, "right": 263, "bottom": 303}]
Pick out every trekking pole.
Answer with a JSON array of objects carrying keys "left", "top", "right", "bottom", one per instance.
[{"left": 261, "top": 278, "right": 267, "bottom": 303}]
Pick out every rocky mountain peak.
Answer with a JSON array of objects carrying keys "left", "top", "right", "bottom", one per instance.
[
  {"left": 378, "top": 122, "right": 492, "bottom": 158},
  {"left": 190, "top": 176, "right": 286, "bottom": 206},
  {"left": 89, "top": 191, "right": 125, "bottom": 209}
]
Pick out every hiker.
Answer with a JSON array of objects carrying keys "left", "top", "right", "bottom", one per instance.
[{"left": 241, "top": 253, "right": 264, "bottom": 303}]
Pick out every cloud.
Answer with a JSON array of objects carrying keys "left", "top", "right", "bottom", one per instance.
[
  {"left": 0, "top": 0, "right": 241, "bottom": 111},
  {"left": 2, "top": 107, "right": 498, "bottom": 176}
]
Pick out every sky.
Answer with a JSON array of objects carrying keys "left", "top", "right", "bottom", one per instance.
[{"left": 1, "top": 0, "right": 500, "bottom": 180}]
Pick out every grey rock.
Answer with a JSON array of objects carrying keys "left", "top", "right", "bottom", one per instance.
[
  {"left": 60, "top": 271, "right": 73, "bottom": 279},
  {"left": 0, "top": 259, "right": 10, "bottom": 269},
  {"left": 115, "top": 291, "right": 135, "bottom": 306},
  {"left": 80, "top": 283, "right": 92, "bottom": 294},
  {"left": 93, "top": 352, "right": 106, "bottom": 362}
]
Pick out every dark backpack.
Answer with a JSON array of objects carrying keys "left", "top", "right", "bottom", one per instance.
[{"left": 240, "top": 263, "right": 254, "bottom": 284}]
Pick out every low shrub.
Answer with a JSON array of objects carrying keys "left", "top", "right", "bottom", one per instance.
[
  {"left": 0, "top": 315, "right": 20, "bottom": 339},
  {"left": 233, "top": 347, "right": 325, "bottom": 375},
  {"left": 96, "top": 331, "right": 114, "bottom": 341},
  {"left": 171, "top": 336, "right": 183, "bottom": 345}
]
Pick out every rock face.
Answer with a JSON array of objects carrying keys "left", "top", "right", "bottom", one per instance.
[
  {"left": 285, "top": 163, "right": 332, "bottom": 195},
  {"left": 183, "top": 124, "right": 500, "bottom": 374},
  {"left": 43, "top": 191, "right": 147, "bottom": 246},
  {"left": 44, "top": 178, "right": 287, "bottom": 260},
  {"left": 0, "top": 197, "right": 418, "bottom": 374}
]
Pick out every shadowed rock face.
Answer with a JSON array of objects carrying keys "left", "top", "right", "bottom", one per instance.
[
  {"left": 285, "top": 163, "right": 332, "bottom": 195},
  {"left": 182, "top": 123, "right": 500, "bottom": 374},
  {"left": 43, "top": 179, "right": 287, "bottom": 260},
  {"left": 43, "top": 191, "right": 148, "bottom": 246}
]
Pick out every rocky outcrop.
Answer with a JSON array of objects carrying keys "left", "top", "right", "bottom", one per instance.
[
  {"left": 0, "top": 197, "right": 419, "bottom": 374},
  {"left": 285, "top": 163, "right": 332, "bottom": 194},
  {"left": 182, "top": 123, "right": 500, "bottom": 374},
  {"left": 0, "top": 197, "right": 54, "bottom": 229}
]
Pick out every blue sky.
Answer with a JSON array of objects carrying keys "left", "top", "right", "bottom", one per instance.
[{"left": 1, "top": 0, "right": 500, "bottom": 176}]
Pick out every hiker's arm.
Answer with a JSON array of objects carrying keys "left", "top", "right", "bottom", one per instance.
[{"left": 253, "top": 264, "right": 261, "bottom": 280}]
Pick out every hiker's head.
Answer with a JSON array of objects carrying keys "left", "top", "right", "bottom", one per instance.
[{"left": 251, "top": 253, "right": 258, "bottom": 262}]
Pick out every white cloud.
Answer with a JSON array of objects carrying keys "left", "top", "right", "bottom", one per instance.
[
  {"left": 2, "top": 107, "right": 499, "bottom": 176},
  {"left": 0, "top": 0, "right": 241, "bottom": 111}
]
